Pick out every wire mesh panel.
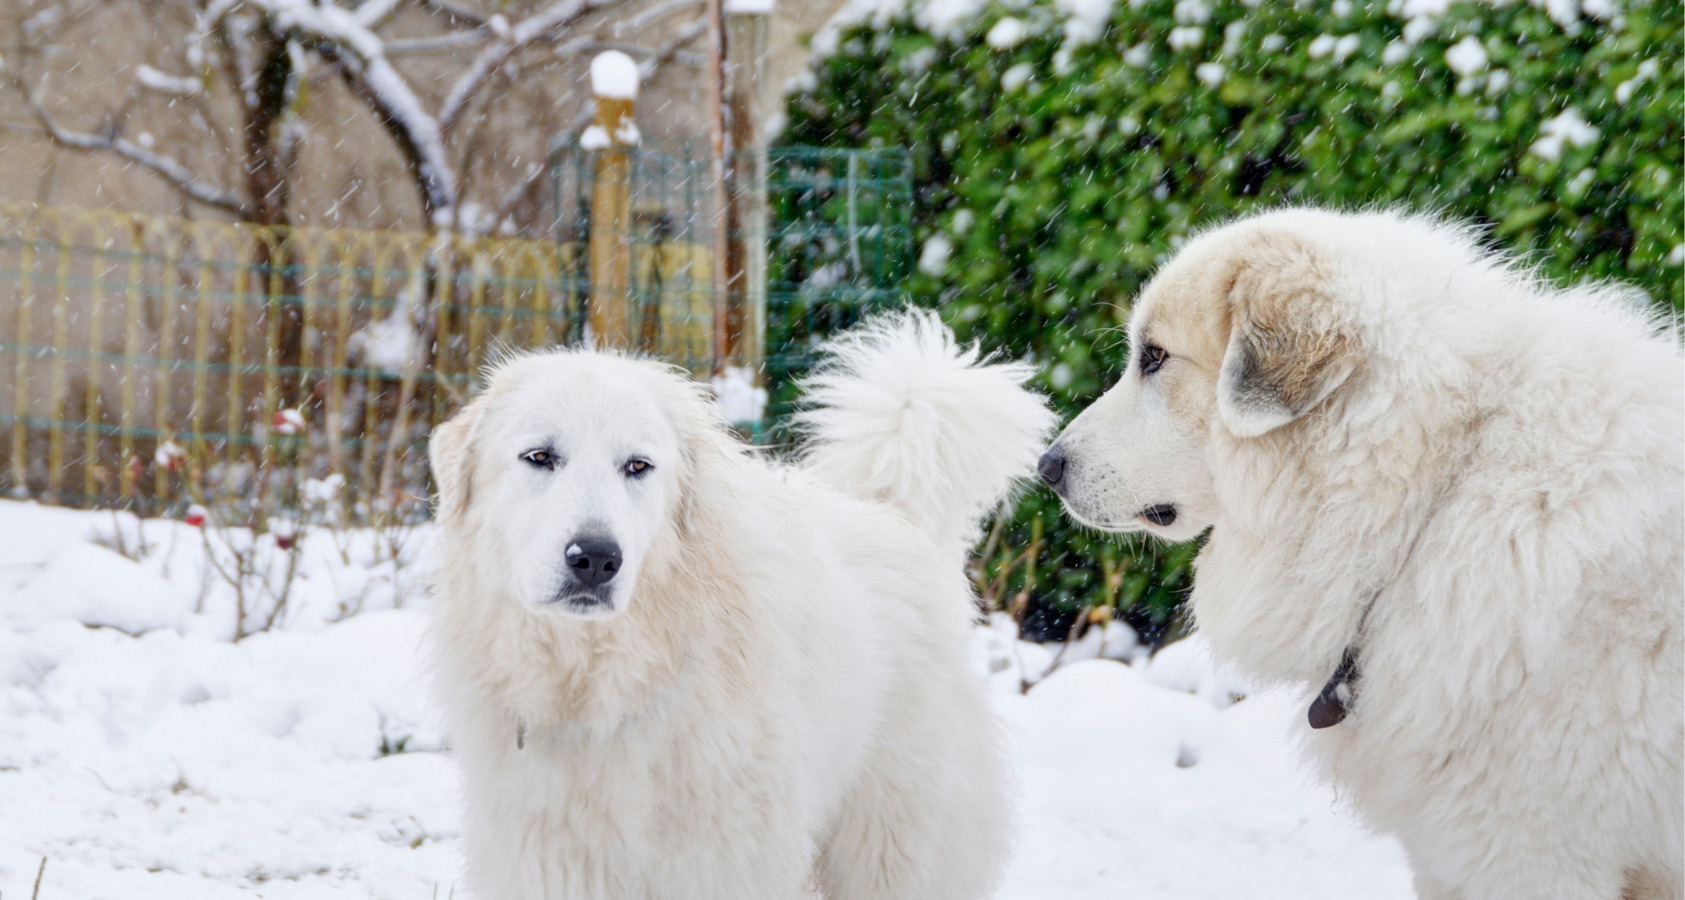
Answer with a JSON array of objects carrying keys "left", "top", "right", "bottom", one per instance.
[
  {"left": 763, "top": 146, "right": 914, "bottom": 424},
  {"left": 550, "top": 140, "right": 720, "bottom": 375},
  {"left": 0, "top": 203, "right": 576, "bottom": 522},
  {"left": 549, "top": 142, "right": 913, "bottom": 426}
]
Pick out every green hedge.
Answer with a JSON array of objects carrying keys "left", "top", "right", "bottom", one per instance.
[{"left": 780, "top": 0, "right": 1682, "bottom": 639}]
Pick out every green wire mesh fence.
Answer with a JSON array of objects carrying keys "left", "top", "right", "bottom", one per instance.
[
  {"left": 549, "top": 141, "right": 914, "bottom": 432},
  {"left": 763, "top": 146, "right": 914, "bottom": 428}
]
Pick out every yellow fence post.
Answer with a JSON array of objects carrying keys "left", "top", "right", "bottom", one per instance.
[
  {"left": 12, "top": 211, "right": 36, "bottom": 494},
  {"left": 585, "top": 51, "right": 640, "bottom": 349},
  {"left": 120, "top": 215, "right": 144, "bottom": 502}
]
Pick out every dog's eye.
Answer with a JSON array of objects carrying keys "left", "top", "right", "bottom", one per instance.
[
  {"left": 624, "top": 459, "right": 653, "bottom": 478},
  {"left": 1139, "top": 343, "right": 1168, "bottom": 376},
  {"left": 521, "top": 448, "right": 557, "bottom": 470}
]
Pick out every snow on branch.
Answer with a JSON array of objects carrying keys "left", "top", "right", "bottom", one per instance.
[
  {"left": 385, "top": 31, "right": 488, "bottom": 56},
  {"left": 135, "top": 64, "right": 203, "bottom": 97},
  {"left": 638, "top": 17, "right": 706, "bottom": 78},
  {"left": 617, "top": 0, "right": 703, "bottom": 33},
  {"left": 352, "top": 0, "right": 404, "bottom": 28}
]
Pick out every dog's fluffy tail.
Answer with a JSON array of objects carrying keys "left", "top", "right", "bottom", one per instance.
[{"left": 794, "top": 310, "right": 1056, "bottom": 557}]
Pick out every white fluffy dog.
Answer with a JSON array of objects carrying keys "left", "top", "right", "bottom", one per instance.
[
  {"left": 426, "top": 312, "right": 1053, "bottom": 900},
  {"left": 1041, "top": 208, "right": 1683, "bottom": 899}
]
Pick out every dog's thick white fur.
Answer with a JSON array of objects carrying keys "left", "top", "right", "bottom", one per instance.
[
  {"left": 427, "top": 311, "right": 1052, "bottom": 900},
  {"left": 1046, "top": 208, "right": 1683, "bottom": 899}
]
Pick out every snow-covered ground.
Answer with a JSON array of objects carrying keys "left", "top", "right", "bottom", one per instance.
[{"left": 0, "top": 500, "right": 1414, "bottom": 899}]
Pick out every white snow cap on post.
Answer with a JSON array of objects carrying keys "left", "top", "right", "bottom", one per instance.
[
  {"left": 590, "top": 50, "right": 640, "bottom": 99},
  {"left": 725, "top": 0, "right": 775, "bottom": 12}
]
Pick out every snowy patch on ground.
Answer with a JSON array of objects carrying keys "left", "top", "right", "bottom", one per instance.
[
  {"left": 0, "top": 501, "right": 446, "bottom": 899},
  {"left": 0, "top": 502, "right": 1412, "bottom": 898},
  {"left": 711, "top": 365, "right": 768, "bottom": 424}
]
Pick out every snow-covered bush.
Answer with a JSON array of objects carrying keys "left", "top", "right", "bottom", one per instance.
[{"left": 783, "top": 0, "right": 1680, "bottom": 636}]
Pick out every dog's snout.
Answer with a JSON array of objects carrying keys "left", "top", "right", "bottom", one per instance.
[
  {"left": 565, "top": 536, "right": 623, "bottom": 587},
  {"left": 1038, "top": 447, "right": 1066, "bottom": 487}
]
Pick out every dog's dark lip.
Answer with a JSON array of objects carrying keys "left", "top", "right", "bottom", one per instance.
[
  {"left": 1139, "top": 504, "right": 1178, "bottom": 527},
  {"left": 548, "top": 591, "right": 612, "bottom": 610}
]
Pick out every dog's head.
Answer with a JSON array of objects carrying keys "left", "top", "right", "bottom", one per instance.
[
  {"left": 1042, "top": 212, "right": 1364, "bottom": 541},
  {"left": 428, "top": 351, "right": 718, "bottom": 620}
]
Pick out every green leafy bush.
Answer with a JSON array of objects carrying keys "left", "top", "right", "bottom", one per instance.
[{"left": 779, "top": 0, "right": 1681, "bottom": 639}]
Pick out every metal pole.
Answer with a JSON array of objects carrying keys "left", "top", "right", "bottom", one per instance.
[{"left": 706, "top": 0, "right": 729, "bottom": 375}]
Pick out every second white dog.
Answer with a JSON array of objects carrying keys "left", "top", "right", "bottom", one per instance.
[
  {"left": 427, "top": 311, "right": 1052, "bottom": 900},
  {"left": 1043, "top": 208, "right": 1683, "bottom": 899}
]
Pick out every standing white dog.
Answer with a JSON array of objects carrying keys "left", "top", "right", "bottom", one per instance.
[
  {"left": 427, "top": 311, "right": 1052, "bottom": 900},
  {"left": 1041, "top": 208, "right": 1683, "bottom": 899}
]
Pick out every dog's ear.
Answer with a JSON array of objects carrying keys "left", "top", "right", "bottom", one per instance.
[
  {"left": 429, "top": 400, "right": 483, "bottom": 522},
  {"left": 1216, "top": 232, "right": 1361, "bottom": 438}
]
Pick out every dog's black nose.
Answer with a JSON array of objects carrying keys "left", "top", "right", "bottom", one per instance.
[
  {"left": 565, "top": 536, "right": 623, "bottom": 587},
  {"left": 1038, "top": 448, "right": 1065, "bottom": 487}
]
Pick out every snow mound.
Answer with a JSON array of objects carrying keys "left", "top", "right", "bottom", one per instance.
[
  {"left": 6, "top": 542, "right": 194, "bottom": 635},
  {"left": 712, "top": 365, "right": 767, "bottom": 424},
  {"left": 1141, "top": 632, "right": 1252, "bottom": 707}
]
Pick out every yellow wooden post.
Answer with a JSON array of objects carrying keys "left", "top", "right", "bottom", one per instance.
[
  {"left": 120, "top": 216, "right": 144, "bottom": 502},
  {"left": 12, "top": 212, "right": 36, "bottom": 495},
  {"left": 585, "top": 51, "right": 641, "bottom": 349}
]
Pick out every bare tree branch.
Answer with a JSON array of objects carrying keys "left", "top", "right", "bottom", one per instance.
[
  {"left": 437, "top": 0, "right": 629, "bottom": 133},
  {"left": 1, "top": 65, "right": 249, "bottom": 216},
  {"left": 493, "top": 160, "right": 550, "bottom": 224},
  {"left": 134, "top": 64, "right": 204, "bottom": 97},
  {"left": 315, "top": 41, "right": 457, "bottom": 222},
  {"left": 351, "top": 0, "right": 405, "bottom": 28},
  {"left": 13, "top": 0, "right": 705, "bottom": 231},
  {"left": 385, "top": 31, "right": 488, "bottom": 56},
  {"left": 550, "top": 19, "right": 705, "bottom": 74},
  {"left": 638, "top": 17, "right": 708, "bottom": 76},
  {"left": 614, "top": 0, "right": 702, "bottom": 35},
  {"left": 412, "top": 0, "right": 488, "bottom": 28}
]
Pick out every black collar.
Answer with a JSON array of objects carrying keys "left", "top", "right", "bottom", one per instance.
[{"left": 1308, "top": 645, "right": 1360, "bottom": 729}]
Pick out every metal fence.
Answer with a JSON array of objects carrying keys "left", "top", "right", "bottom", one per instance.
[
  {"left": 0, "top": 146, "right": 912, "bottom": 519},
  {"left": 763, "top": 146, "right": 913, "bottom": 425},
  {"left": 549, "top": 139, "right": 722, "bottom": 375},
  {"left": 0, "top": 203, "right": 574, "bottom": 521},
  {"left": 550, "top": 142, "right": 914, "bottom": 427}
]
